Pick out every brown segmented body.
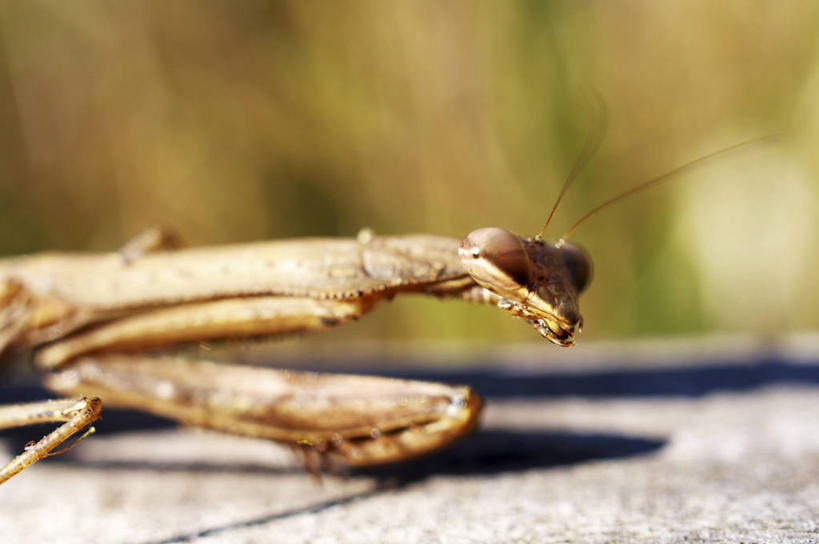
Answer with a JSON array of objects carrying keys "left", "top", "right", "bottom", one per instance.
[
  {"left": 0, "top": 135, "right": 768, "bottom": 483},
  {"left": 1, "top": 227, "right": 584, "bottom": 483}
]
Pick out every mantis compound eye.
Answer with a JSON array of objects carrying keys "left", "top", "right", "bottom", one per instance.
[
  {"left": 558, "top": 241, "right": 592, "bottom": 294},
  {"left": 459, "top": 228, "right": 532, "bottom": 293}
]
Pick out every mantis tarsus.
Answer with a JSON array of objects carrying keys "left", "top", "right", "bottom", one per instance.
[{"left": 0, "top": 136, "right": 769, "bottom": 484}]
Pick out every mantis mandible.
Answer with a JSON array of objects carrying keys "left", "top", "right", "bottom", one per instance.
[{"left": 0, "top": 136, "right": 768, "bottom": 484}]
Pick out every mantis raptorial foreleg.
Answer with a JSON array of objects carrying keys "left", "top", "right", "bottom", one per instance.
[
  {"left": 43, "top": 355, "right": 480, "bottom": 467},
  {"left": 27, "top": 288, "right": 477, "bottom": 468}
]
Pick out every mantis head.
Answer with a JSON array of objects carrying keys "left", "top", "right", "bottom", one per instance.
[{"left": 458, "top": 227, "right": 591, "bottom": 346}]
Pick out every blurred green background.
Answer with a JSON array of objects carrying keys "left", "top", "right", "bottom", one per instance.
[{"left": 0, "top": 1, "right": 817, "bottom": 346}]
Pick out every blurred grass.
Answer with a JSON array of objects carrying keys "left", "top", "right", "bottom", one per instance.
[{"left": 0, "top": 1, "right": 817, "bottom": 344}]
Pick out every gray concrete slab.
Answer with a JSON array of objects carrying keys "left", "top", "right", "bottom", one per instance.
[{"left": 1, "top": 337, "right": 817, "bottom": 543}]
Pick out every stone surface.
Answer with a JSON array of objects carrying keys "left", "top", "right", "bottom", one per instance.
[{"left": 1, "top": 337, "right": 817, "bottom": 543}]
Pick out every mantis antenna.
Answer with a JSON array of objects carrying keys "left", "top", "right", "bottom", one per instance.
[
  {"left": 558, "top": 134, "right": 777, "bottom": 242},
  {"left": 535, "top": 92, "right": 607, "bottom": 241}
]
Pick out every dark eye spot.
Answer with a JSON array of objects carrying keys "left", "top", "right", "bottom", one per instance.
[
  {"left": 559, "top": 242, "right": 592, "bottom": 293},
  {"left": 461, "top": 227, "right": 532, "bottom": 288}
]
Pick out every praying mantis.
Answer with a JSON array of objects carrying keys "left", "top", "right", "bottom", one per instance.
[{"left": 0, "top": 136, "right": 768, "bottom": 484}]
